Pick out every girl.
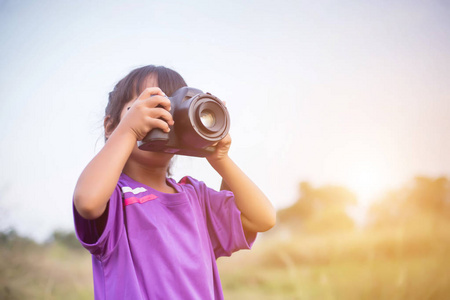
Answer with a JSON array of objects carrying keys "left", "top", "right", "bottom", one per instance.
[{"left": 73, "top": 65, "right": 276, "bottom": 299}]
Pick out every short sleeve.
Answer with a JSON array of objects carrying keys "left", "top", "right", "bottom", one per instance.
[
  {"left": 73, "top": 185, "right": 124, "bottom": 259},
  {"left": 182, "top": 176, "right": 257, "bottom": 258}
]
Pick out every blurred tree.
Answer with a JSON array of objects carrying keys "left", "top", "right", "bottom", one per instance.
[
  {"left": 0, "top": 228, "right": 37, "bottom": 249},
  {"left": 0, "top": 182, "right": 11, "bottom": 231},
  {"left": 409, "top": 176, "right": 449, "bottom": 213},
  {"left": 367, "top": 176, "right": 450, "bottom": 229},
  {"left": 48, "top": 230, "right": 83, "bottom": 251},
  {"left": 277, "top": 181, "right": 357, "bottom": 234}
]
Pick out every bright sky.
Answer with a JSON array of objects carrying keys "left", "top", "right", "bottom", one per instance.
[{"left": 1, "top": 0, "right": 449, "bottom": 241}]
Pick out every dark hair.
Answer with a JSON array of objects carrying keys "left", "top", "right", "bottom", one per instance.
[{"left": 105, "top": 65, "right": 187, "bottom": 131}]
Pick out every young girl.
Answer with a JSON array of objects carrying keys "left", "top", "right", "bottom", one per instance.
[{"left": 73, "top": 65, "right": 276, "bottom": 299}]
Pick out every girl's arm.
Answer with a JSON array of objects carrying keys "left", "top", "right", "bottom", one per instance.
[
  {"left": 73, "top": 88, "right": 172, "bottom": 220},
  {"left": 73, "top": 125, "right": 136, "bottom": 219},
  {"left": 207, "top": 135, "right": 276, "bottom": 233}
]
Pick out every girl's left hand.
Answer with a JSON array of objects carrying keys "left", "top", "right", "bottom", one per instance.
[{"left": 206, "top": 134, "right": 231, "bottom": 163}]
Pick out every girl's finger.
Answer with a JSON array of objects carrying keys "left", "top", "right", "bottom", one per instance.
[
  {"left": 143, "top": 95, "right": 172, "bottom": 112},
  {"left": 136, "top": 87, "right": 166, "bottom": 101},
  {"left": 149, "top": 108, "right": 174, "bottom": 126},
  {"left": 147, "top": 118, "right": 172, "bottom": 133}
]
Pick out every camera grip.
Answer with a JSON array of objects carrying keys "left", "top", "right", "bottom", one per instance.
[
  {"left": 142, "top": 128, "right": 169, "bottom": 142},
  {"left": 138, "top": 129, "right": 169, "bottom": 151},
  {"left": 138, "top": 101, "right": 171, "bottom": 150}
]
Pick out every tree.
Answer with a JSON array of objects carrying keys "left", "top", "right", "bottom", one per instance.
[
  {"left": 367, "top": 176, "right": 450, "bottom": 229},
  {"left": 48, "top": 230, "right": 83, "bottom": 251},
  {"left": 277, "top": 181, "right": 357, "bottom": 234}
]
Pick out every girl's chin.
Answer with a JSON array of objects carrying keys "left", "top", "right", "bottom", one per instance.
[{"left": 141, "top": 150, "right": 174, "bottom": 161}]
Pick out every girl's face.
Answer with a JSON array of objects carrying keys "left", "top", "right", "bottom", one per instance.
[{"left": 119, "top": 74, "right": 175, "bottom": 169}]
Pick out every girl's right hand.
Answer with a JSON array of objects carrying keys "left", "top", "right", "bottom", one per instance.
[
  {"left": 74, "top": 88, "right": 174, "bottom": 220},
  {"left": 118, "top": 87, "right": 174, "bottom": 141}
]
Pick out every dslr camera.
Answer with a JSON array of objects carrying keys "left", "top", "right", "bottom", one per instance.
[{"left": 138, "top": 87, "right": 230, "bottom": 157}]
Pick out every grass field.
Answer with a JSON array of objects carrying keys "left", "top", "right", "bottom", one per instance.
[
  {"left": 0, "top": 235, "right": 93, "bottom": 300},
  {"left": 2, "top": 223, "right": 450, "bottom": 300},
  {"left": 218, "top": 227, "right": 450, "bottom": 300}
]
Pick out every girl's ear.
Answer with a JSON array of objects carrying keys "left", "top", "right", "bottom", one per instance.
[{"left": 104, "top": 116, "right": 115, "bottom": 140}]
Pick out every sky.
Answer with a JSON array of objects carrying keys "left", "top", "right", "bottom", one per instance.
[{"left": 0, "top": 0, "right": 449, "bottom": 241}]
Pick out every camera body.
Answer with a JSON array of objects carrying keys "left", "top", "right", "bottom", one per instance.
[{"left": 138, "top": 87, "right": 230, "bottom": 157}]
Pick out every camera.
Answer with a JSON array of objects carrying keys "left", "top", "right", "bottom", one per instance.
[{"left": 138, "top": 87, "right": 230, "bottom": 157}]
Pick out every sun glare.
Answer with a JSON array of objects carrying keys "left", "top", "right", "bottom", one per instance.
[{"left": 345, "top": 159, "right": 391, "bottom": 208}]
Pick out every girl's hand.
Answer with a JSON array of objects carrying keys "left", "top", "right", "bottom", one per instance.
[
  {"left": 205, "top": 132, "right": 276, "bottom": 233},
  {"left": 206, "top": 134, "right": 232, "bottom": 163},
  {"left": 117, "top": 87, "right": 174, "bottom": 141}
]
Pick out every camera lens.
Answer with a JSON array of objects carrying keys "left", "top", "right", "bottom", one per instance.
[
  {"left": 179, "top": 90, "right": 230, "bottom": 149},
  {"left": 200, "top": 110, "right": 216, "bottom": 128}
]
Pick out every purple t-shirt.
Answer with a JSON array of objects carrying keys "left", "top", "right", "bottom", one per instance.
[{"left": 73, "top": 173, "right": 256, "bottom": 299}]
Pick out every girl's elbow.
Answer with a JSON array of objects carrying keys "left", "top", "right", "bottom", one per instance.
[
  {"left": 253, "top": 212, "right": 277, "bottom": 233},
  {"left": 262, "top": 212, "right": 277, "bottom": 232},
  {"left": 73, "top": 192, "right": 105, "bottom": 220},
  {"left": 260, "top": 202, "right": 277, "bottom": 231}
]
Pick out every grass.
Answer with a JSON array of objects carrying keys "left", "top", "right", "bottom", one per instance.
[
  {"left": 2, "top": 224, "right": 450, "bottom": 299},
  {"left": 218, "top": 226, "right": 450, "bottom": 300},
  {"left": 0, "top": 237, "right": 93, "bottom": 300}
]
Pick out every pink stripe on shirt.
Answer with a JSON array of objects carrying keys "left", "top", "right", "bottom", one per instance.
[{"left": 124, "top": 194, "right": 158, "bottom": 207}]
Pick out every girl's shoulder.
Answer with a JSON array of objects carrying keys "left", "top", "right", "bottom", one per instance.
[
  {"left": 177, "top": 176, "right": 201, "bottom": 186},
  {"left": 176, "top": 176, "right": 204, "bottom": 189},
  {"left": 176, "top": 176, "right": 210, "bottom": 195}
]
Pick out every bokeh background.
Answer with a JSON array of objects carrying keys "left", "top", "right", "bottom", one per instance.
[{"left": 1, "top": 0, "right": 450, "bottom": 299}]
